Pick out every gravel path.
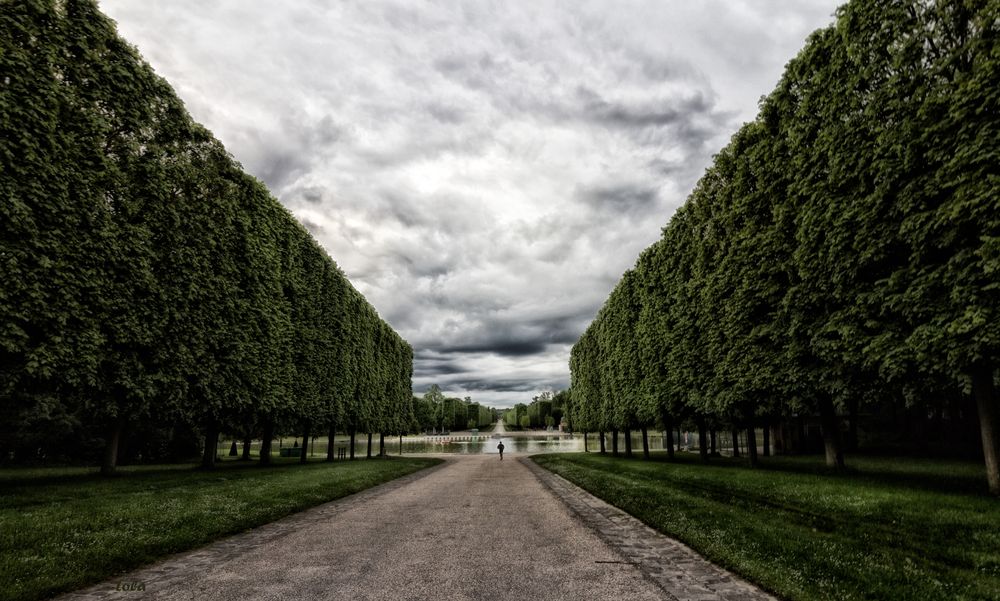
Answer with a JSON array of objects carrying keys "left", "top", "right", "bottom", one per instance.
[{"left": 55, "top": 454, "right": 775, "bottom": 601}]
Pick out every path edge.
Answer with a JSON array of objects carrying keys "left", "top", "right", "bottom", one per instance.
[
  {"left": 51, "top": 459, "right": 449, "bottom": 601},
  {"left": 521, "top": 456, "right": 778, "bottom": 601}
]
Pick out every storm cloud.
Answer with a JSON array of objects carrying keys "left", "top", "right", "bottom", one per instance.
[{"left": 101, "top": 0, "right": 840, "bottom": 408}]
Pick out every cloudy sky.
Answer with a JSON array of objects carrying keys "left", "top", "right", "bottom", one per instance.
[{"left": 101, "top": 0, "right": 840, "bottom": 408}]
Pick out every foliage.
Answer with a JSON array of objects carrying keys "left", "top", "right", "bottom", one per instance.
[
  {"left": 411, "top": 387, "right": 494, "bottom": 432},
  {"left": 502, "top": 390, "right": 570, "bottom": 429}
]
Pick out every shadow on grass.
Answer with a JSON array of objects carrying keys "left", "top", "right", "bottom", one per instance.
[
  {"left": 0, "top": 455, "right": 395, "bottom": 489},
  {"left": 580, "top": 450, "right": 990, "bottom": 497},
  {"left": 533, "top": 452, "right": 1000, "bottom": 601}
]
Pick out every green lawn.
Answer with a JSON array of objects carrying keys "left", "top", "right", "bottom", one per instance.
[
  {"left": 532, "top": 452, "right": 1000, "bottom": 601},
  {"left": 0, "top": 457, "right": 441, "bottom": 601}
]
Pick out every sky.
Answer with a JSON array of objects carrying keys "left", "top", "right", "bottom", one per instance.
[{"left": 100, "top": 0, "right": 841, "bottom": 409}]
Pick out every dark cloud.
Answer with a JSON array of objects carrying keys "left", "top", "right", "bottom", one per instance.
[
  {"left": 301, "top": 188, "right": 325, "bottom": 204},
  {"left": 426, "top": 102, "right": 467, "bottom": 125},
  {"left": 240, "top": 114, "right": 345, "bottom": 193},
  {"left": 435, "top": 340, "right": 547, "bottom": 357},
  {"left": 412, "top": 303, "right": 596, "bottom": 360},
  {"left": 301, "top": 218, "right": 323, "bottom": 235},
  {"left": 575, "top": 183, "right": 660, "bottom": 215},
  {"left": 579, "top": 86, "right": 712, "bottom": 128},
  {"left": 433, "top": 51, "right": 514, "bottom": 93},
  {"left": 647, "top": 158, "right": 685, "bottom": 177},
  {"left": 446, "top": 379, "right": 545, "bottom": 393},
  {"left": 254, "top": 148, "right": 306, "bottom": 193},
  {"left": 413, "top": 357, "right": 467, "bottom": 377}
]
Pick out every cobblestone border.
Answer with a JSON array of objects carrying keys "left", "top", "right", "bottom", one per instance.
[
  {"left": 53, "top": 460, "right": 449, "bottom": 600},
  {"left": 522, "top": 457, "right": 778, "bottom": 601}
]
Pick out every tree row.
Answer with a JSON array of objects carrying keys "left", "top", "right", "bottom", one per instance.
[
  {"left": 0, "top": 0, "right": 414, "bottom": 472},
  {"left": 569, "top": 0, "right": 1000, "bottom": 494},
  {"left": 412, "top": 385, "right": 496, "bottom": 433},
  {"left": 502, "top": 390, "right": 570, "bottom": 430}
]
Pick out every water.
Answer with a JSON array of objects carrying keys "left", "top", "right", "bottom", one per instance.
[
  {"left": 369, "top": 432, "right": 674, "bottom": 455},
  {"left": 226, "top": 431, "right": 684, "bottom": 458},
  {"left": 391, "top": 435, "right": 583, "bottom": 455}
]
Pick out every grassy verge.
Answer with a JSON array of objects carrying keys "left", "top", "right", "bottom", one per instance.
[
  {"left": 532, "top": 452, "right": 1000, "bottom": 601},
  {"left": 0, "top": 457, "right": 441, "bottom": 601}
]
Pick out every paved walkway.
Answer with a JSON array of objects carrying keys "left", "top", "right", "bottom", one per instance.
[{"left": 56, "top": 455, "right": 775, "bottom": 601}]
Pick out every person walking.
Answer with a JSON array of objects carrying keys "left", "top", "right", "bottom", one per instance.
[{"left": 497, "top": 441, "right": 505, "bottom": 461}]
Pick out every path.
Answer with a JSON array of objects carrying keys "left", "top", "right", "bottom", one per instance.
[{"left": 56, "top": 455, "right": 775, "bottom": 601}]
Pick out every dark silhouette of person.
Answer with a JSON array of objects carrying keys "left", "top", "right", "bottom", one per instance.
[{"left": 497, "top": 441, "right": 505, "bottom": 460}]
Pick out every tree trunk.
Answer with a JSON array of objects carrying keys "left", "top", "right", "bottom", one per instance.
[
  {"left": 972, "top": 366, "right": 999, "bottom": 495},
  {"left": 762, "top": 420, "right": 771, "bottom": 457},
  {"left": 599, "top": 431, "right": 606, "bottom": 454},
  {"left": 773, "top": 420, "right": 785, "bottom": 455},
  {"left": 612, "top": 430, "right": 619, "bottom": 456},
  {"left": 624, "top": 428, "right": 633, "bottom": 458},
  {"left": 201, "top": 418, "right": 218, "bottom": 469},
  {"left": 731, "top": 428, "right": 740, "bottom": 458},
  {"left": 795, "top": 415, "right": 806, "bottom": 454},
  {"left": 100, "top": 416, "right": 126, "bottom": 476},
  {"left": 962, "top": 391, "right": 982, "bottom": 457},
  {"left": 584, "top": 431, "right": 589, "bottom": 453},
  {"left": 847, "top": 397, "right": 859, "bottom": 452},
  {"left": 300, "top": 424, "right": 310, "bottom": 464},
  {"left": 641, "top": 427, "right": 650, "bottom": 459},
  {"left": 697, "top": 418, "right": 708, "bottom": 462},
  {"left": 747, "top": 424, "right": 759, "bottom": 468},
  {"left": 366, "top": 432, "right": 373, "bottom": 458},
  {"left": 889, "top": 397, "right": 909, "bottom": 440},
  {"left": 819, "top": 396, "right": 845, "bottom": 469},
  {"left": 709, "top": 429, "right": 717, "bottom": 456},
  {"left": 399, "top": 433, "right": 403, "bottom": 456},
  {"left": 326, "top": 423, "right": 336, "bottom": 462},
  {"left": 260, "top": 420, "right": 273, "bottom": 466},
  {"left": 666, "top": 420, "right": 675, "bottom": 460},
  {"left": 349, "top": 430, "right": 356, "bottom": 460},
  {"left": 241, "top": 436, "right": 252, "bottom": 461},
  {"left": 379, "top": 433, "right": 385, "bottom": 457}
]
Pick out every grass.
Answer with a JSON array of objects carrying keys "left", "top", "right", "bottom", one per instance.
[
  {"left": 532, "top": 452, "right": 1000, "bottom": 601},
  {"left": 0, "top": 456, "right": 441, "bottom": 601}
]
